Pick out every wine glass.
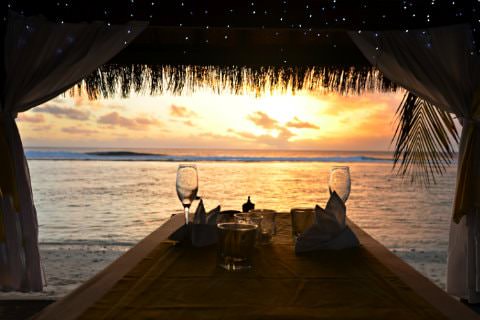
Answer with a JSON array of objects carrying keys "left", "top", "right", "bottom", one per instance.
[
  {"left": 328, "top": 166, "right": 351, "bottom": 203},
  {"left": 176, "top": 164, "right": 198, "bottom": 225}
]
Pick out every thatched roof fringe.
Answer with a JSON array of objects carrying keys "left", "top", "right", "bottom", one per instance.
[{"left": 74, "top": 65, "right": 397, "bottom": 99}]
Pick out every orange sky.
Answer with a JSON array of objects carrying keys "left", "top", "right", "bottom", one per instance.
[{"left": 16, "top": 90, "right": 403, "bottom": 150}]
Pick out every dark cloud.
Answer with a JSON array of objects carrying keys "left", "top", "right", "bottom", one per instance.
[
  {"left": 62, "top": 126, "right": 97, "bottom": 135},
  {"left": 97, "top": 112, "right": 161, "bottom": 130},
  {"left": 246, "top": 111, "right": 279, "bottom": 129},
  {"left": 33, "top": 104, "right": 90, "bottom": 120},
  {"left": 16, "top": 113, "right": 45, "bottom": 123},
  {"left": 286, "top": 117, "right": 319, "bottom": 129},
  {"left": 170, "top": 105, "right": 197, "bottom": 118}
]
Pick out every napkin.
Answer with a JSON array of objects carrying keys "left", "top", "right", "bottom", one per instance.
[
  {"left": 295, "top": 192, "right": 359, "bottom": 253},
  {"left": 193, "top": 199, "right": 220, "bottom": 225},
  {"left": 191, "top": 199, "right": 221, "bottom": 247},
  {"left": 168, "top": 200, "right": 220, "bottom": 246}
]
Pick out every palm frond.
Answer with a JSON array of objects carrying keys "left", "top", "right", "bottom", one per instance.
[{"left": 392, "top": 92, "right": 459, "bottom": 185}]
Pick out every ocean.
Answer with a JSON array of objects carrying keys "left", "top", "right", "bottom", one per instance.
[{"left": 23, "top": 147, "right": 456, "bottom": 296}]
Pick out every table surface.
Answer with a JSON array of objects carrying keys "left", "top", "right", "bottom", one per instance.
[{"left": 34, "top": 213, "right": 479, "bottom": 320}]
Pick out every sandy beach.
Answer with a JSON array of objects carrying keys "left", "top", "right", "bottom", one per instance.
[{"left": 0, "top": 245, "right": 126, "bottom": 299}]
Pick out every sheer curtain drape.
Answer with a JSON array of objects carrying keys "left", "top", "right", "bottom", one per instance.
[
  {"left": 0, "top": 12, "right": 147, "bottom": 291},
  {"left": 350, "top": 25, "right": 480, "bottom": 302}
]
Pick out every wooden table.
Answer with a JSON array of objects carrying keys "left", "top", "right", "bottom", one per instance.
[{"left": 34, "top": 213, "right": 479, "bottom": 320}]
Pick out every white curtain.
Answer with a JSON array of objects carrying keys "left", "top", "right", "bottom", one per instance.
[
  {"left": 349, "top": 25, "right": 480, "bottom": 302},
  {"left": 0, "top": 12, "right": 147, "bottom": 291}
]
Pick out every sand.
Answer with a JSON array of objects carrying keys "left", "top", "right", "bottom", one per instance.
[{"left": 0, "top": 244, "right": 127, "bottom": 299}]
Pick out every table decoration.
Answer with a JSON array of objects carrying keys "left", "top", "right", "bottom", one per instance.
[
  {"left": 242, "top": 196, "right": 255, "bottom": 212},
  {"left": 191, "top": 199, "right": 221, "bottom": 247},
  {"left": 295, "top": 192, "right": 359, "bottom": 253},
  {"left": 169, "top": 199, "right": 220, "bottom": 247}
]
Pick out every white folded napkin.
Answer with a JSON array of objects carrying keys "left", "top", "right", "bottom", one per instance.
[
  {"left": 191, "top": 199, "right": 221, "bottom": 247},
  {"left": 193, "top": 199, "right": 220, "bottom": 225},
  {"left": 295, "top": 192, "right": 359, "bottom": 253}
]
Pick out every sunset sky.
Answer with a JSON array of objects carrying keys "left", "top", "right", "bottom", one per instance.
[{"left": 16, "top": 90, "right": 403, "bottom": 150}]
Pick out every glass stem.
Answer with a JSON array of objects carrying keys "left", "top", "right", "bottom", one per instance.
[{"left": 184, "top": 206, "right": 190, "bottom": 225}]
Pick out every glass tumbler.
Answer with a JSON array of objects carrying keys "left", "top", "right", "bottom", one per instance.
[
  {"left": 217, "top": 222, "right": 258, "bottom": 271},
  {"left": 250, "top": 209, "right": 276, "bottom": 244},
  {"left": 290, "top": 207, "right": 316, "bottom": 240}
]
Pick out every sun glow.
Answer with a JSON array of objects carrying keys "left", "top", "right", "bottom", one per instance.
[{"left": 16, "top": 88, "right": 403, "bottom": 151}]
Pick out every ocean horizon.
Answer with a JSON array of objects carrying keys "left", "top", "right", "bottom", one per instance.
[{"left": 25, "top": 147, "right": 395, "bottom": 163}]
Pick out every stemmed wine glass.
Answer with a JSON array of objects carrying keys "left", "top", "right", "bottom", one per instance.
[
  {"left": 328, "top": 166, "right": 351, "bottom": 203},
  {"left": 176, "top": 164, "right": 198, "bottom": 225}
]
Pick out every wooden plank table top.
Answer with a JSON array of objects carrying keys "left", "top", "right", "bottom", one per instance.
[{"left": 34, "top": 213, "right": 479, "bottom": 320}]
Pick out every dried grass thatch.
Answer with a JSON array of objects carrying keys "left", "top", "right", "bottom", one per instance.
[{"left": 71, "top": 65, "right": 397, "bottom": 99}]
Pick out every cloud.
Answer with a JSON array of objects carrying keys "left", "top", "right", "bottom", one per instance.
[
  {"left": 318, "top": 92, "right": 402, "bottom": 116},
  {"left": 135, "top": 117, "right": 161, "bottom": 126},
  {"left": 62, "top": 126, "right": 97, "bottom": 135},
  {"left": 229, "top": 127, "right": 294, "bottom": 147},
  {"left": 16, "top": 113, "right": 45, "bottom": 123},
  {"left": 200, "top": 132, "right": 230, "bottom": 140},
  {"left": 255, "top": 127, "right": 294, "bottom": 146},
  {"left": 170, "top": 105, "right": 197, "bottom": 118},
  {"left": 33, "top": 104, "right": 90, "bottom": 120},
  {"left": 242, "top": 112, "right": 305, "bottom": 145},
  {"left": 183, "top": 120, "right": 195, "bottom": 127},
  {"left": 246, "top": 111, "right": 279, "bottom": 129},
  {"left": 171, "top": 119, "right": 197, "bottom": 127},
  {"left": 230, "top": 130, "right": 257, "bottom": 140},
  {"left": 72, "top": 95, "right": 102, "bottom": 108},
  {"left": 31, "top": 125, "right": 52, "bottom": 131},
  {"left": 286, "top": 117, "right": 319, "bottom": 129},
  {"left": 97, "top": 112, "right": 161, "bottom": 130},
  {"left": 98, "top": 112, "right": 138, "bottom": 128},
  {"left": 73, "top": 95, "right": 126, "bottom": 111}
]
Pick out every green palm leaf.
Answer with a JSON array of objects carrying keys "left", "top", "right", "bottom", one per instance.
[{"left": 392, "top": 92, "right": 459, "bottom": 185}]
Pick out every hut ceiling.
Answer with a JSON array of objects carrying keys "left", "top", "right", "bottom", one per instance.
[
  {"left": 111, "top": 27, "right": 369, "bottom": 67},
  {"left": 3, "top": 0, "right": 477, "bottom": 97},
  {"left": 6, "top": 0, "right": 476, "bottom": 67},
  {"left": 4, "top": 0, "right": 473, "bottom": 29}
]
